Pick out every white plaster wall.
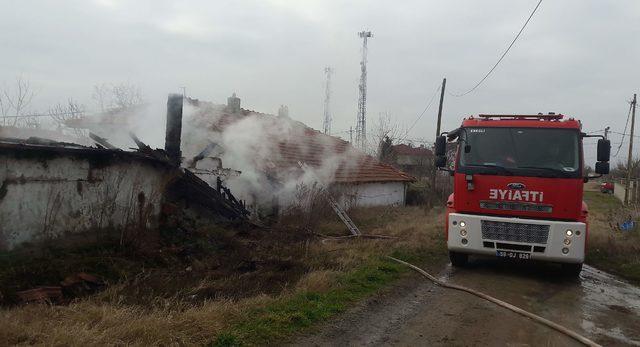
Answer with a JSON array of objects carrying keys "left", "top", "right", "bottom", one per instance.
[
  {"left": 335, "top": 182, "right": 407, "bottom": 208},
  {"left": 0, "top": 153, "right": 170, "bottom": 250}
]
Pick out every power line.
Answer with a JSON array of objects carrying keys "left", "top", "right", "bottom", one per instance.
[
  {"left": 400, "top": 85, "right": 442, "bottom": 142},
  {"left": 450, "top": 0, "right": 543, "bottom": 97},
  {"left": 585, "top": 142, "right": 622, "bottom": 146},
  {"left": 0, "top": 110, "right": 85, "bottom": 118},
  {"left": 614, "top": 101, "right": 634, "bottom": 157},
  {"left": 610, "top": 130, "right": 640, "bottom": 139}
]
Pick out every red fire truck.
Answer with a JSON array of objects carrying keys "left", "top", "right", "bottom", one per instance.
[{"left": 434, "top": 114, "right": 611, "bottom": 276}]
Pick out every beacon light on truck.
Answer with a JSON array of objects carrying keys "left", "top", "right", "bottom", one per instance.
[{"left": 434, "top": 114, "right": 611, "bottom": 276}]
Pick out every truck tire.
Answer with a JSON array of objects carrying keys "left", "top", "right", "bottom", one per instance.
[
  {"left": 449, "top": 251, "right": 468, "bottom": 267},
  {"left": 561, "top": 263, "right": 583, "bottom": 277}
]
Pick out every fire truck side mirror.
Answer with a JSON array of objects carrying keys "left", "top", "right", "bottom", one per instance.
[
  {"left": 435, "top": 136, "right": 447, "bottom": 156},
  {"left": 435, "top": 155, "right": 447, "bottom": 168},
  {"left": 595, "top": 161, "right": 610, "bottom": 175},
  {"left": 597, "top": 139, "right": 611, "bottom": 162}
]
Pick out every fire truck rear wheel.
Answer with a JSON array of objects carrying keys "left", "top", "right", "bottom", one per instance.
[
  {"left": 561, "top": 262, "right": 583, "bottom": 276},
  {"left": 449, "top": 251, "right": 468, "bottom": 267}
]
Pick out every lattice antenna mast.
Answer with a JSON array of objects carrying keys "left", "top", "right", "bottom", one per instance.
[
  {"left": 323, "top": 67, "right": 333, "bottom": 134},
  {"left": 356, "top": 30, "right": 372, "bottom": 149}
]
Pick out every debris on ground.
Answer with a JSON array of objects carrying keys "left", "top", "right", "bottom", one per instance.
[
  {"left": 17, "top": 286, "right": 63, "bottom": 304},
  {"left": 60, "top": 273, "right": 105, "bottom": 297}
]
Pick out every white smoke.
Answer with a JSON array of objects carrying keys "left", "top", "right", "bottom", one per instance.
[
  {"left": 180, "top": 100, "right": 364, "bottom": 215},
  {"left": 43, "top": 94, "right": 366, "bottom": 217}
]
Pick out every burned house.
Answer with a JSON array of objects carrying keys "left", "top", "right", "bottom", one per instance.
[
  {"left": 0, "top": 91, "right": 414, "bottom": 250},
  {"left": 0, "top": 138, "right": 174, "bottom": 250},
  {"left": 0, "top": 95, "right": 248, "bottom": 251},
  {"left": 183, "top": 94, "right": 414, "bottom": 217}
]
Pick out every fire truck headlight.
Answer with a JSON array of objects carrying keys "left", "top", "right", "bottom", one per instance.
[
  {"left": 562, "top": 247, "right": 570, "bottom": 254},
  {"left": 563, "top": 238, "right": 571, "bottom": 246},
  {"left": 565, "top": 229, "right": 573, "bottom": 237},
  {"left": 459, "top": 221, "right": 466, "bottom": 228},
  {"left": 461, "top": 238, "right": 468, "bottom": 245},
  {"left": 460, "top": 229, "right": 467, "bottom": 237}
]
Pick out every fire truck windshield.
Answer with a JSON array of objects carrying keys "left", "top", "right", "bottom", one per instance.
[{"left": 458, "top": 127, "right": 581, "bottom": 178}]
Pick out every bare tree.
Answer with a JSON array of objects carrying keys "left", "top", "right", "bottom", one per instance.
[
  {"left": 611, "top": 158, "right": 640, "bottom": 180},
  {"left": 371, "top": 111, "right": 403, "bottom": 157},
  {"left": 377, "top": 135, "right": 395, "bottom": 164},
  {"left": 92, "top": 82, "right": 143, "bottom": 113},
  {"left": 0, "top": 76, "right": 38, "bottom": 127},
  {"left": 49, "top": 98, "right": 85, "bottom": 136},
  {"left": 112, "top": 82, "right": 142, "bottom": 110},
  {"left": 92, "top": 83, "right": 111, "bottom": 113}
]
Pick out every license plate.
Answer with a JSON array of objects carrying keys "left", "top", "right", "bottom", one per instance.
[{"left": 496, "top": 250, "right": 531, "bottom": 260}]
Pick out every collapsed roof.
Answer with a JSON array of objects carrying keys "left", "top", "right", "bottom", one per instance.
[{"left": 0, "top": 136, "right": 250, "bottom": 222}]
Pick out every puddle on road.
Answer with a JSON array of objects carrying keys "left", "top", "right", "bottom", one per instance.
[
  {"left": 580, "top": 265, "right": 640, "bottom": 346},
  {"left": 440, "top": 260, "right": 640, "bottom": 346}
]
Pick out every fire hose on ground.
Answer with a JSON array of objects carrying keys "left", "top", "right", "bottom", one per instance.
[{"left": 386, "top": 256, "right": 601, "bottom": 347}]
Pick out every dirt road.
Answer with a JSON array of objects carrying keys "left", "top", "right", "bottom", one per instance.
[{"left": 291, "top": 259, "right": 640, "bottom": 346}]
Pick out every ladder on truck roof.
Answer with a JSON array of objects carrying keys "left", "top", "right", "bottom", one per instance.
[
  {"left": 297, "top": 161, "right": 361, "bottom": 236},
  {"left": 478, "top": 113, "right": 564, "bottom": 120}
]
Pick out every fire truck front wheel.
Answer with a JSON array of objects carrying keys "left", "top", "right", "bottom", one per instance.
[
  {"left": 449, "top": 251, "right": 468, "bottom": 267},
  {"left": 561, "top": 262, "right": 583, "bottom": 277}
]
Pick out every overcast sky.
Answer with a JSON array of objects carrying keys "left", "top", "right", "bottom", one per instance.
[{"left": 1, "top": 0, "right": 639, "bottom": 164}]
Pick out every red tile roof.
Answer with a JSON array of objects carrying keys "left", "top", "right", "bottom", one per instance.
[
  {"left": 189, "top": 100, "right": 414, "bottom": 184},
  {"left": 392, "top": 143, "right": 432, "bottom": 156}
]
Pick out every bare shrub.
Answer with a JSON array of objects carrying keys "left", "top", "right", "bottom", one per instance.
[
  {"left": 0, "top": 76, "right": 38, "bottom": 128},
  {"left": 281, "top": 182, "right": 336, "bottom": 232}
]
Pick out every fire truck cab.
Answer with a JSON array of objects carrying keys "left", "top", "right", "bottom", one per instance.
[{"left": 434, "top": 114, "right": 611, "bottom": 276}]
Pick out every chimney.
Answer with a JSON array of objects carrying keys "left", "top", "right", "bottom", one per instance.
[
  {"left": 227, "top": 93, "right": 241, "bottom": 113},
  {"left": 165, "top": 94, "right": 183, "bottom": 165},
  {"left": 278, "top": 105, "right": 289, "bottom": 118}
]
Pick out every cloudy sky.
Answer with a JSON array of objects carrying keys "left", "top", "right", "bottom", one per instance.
[{"left": 1, "top": 0, "right": 639, "bottom": 163}]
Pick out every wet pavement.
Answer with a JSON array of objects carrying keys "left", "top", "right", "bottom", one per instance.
[{"left": 292, "top": 258, "right": 640, "bottom": 346}]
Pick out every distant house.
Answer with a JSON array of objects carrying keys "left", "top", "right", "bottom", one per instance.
[{"left": 390, "top": 144, "right": 433, "bottom": 179}]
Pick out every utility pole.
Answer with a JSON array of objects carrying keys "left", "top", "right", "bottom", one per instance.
[
  {"left": 356, "top": 30, "right": 373, "bottom": 150},
  {"left": 431, "top": 78, "right": 447, "bottom": 190},
  {"left": 323, "top": 67, "right": 333, "bottom": 134},
  {"left": 435, "top": 78, "right": 447, "bottom": 140},
  {"left": 625, "top": 94, "right": 637, "bottom": 205},
  {"left": 349, "top": 126, "right": 353, "bottom": 143}
]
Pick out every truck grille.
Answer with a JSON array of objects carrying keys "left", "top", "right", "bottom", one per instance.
[
  {"left": 481, "top": 220, "right": 549, "bottom": 244},
  {"left": 480, "top": 200, "right": 552, "bottom": 213}
]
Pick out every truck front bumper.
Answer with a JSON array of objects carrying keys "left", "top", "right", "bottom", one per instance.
[{"left": 447, "top": 213, "right": 586, "bottom": 264}]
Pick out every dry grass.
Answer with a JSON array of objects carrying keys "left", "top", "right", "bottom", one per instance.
[
  {"left": 0, "top": 294, "right": 275, "bottom": 346},
  {"left": 0, "top": 205, "right": 446, "bottom": 346},
  {"left": 311, "top": 206, "right": 446, "bottom": 269},
  {"left": 583, "top": 183, "right": 640, "bottom": 283},
  {"left": 294, "top": 270, "right": 339, "bottom": 293}
]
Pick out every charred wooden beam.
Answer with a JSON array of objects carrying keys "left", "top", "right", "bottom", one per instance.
[
  {"left": 129, "top": 132, "right": 151, "bottom": 152},
  {"left": 89, "top": 132, "right": 118, "bottom": 150}
]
